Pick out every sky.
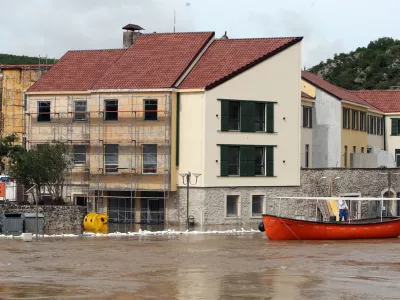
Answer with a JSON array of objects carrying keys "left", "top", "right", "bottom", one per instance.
[{"left": 0, "top": 0, "right": 399, "bottom": 68}]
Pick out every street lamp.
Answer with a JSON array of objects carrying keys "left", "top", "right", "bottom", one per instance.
[{"left": 179, "top": 171, "right": 201, "bottom": 228}]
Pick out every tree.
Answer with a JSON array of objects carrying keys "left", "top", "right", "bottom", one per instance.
[
  {"left": 9, "top": 141, "right": 73, "bottom": 204},
  {"left": 0, "top": 134, "right": 25, "bottom": 174}
]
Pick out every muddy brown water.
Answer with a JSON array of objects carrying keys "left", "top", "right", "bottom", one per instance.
[{"left": 0, "top": 233, "right": 399, "bottom": 300}]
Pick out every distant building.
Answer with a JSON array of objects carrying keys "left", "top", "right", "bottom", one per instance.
[{"left": 0, "top": 64, "right": 51, "bottom": 141}]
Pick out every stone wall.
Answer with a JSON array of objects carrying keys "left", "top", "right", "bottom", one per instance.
[
  {"left": 0, "top": 204, "right": 86, "bottom": 233},
  {"left": 168, "top": 168, "right": 400, "bottom": 226}
]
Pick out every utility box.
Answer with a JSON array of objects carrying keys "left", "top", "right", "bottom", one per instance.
[
  {"left": 2, "top": 213, "right": 24, "bottom": 233},
  {"left": 23, "top": 213, "right": 44, "bottom": 233}
]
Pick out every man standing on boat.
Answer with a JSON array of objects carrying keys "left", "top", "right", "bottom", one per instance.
[{"left": 338, "top": 199, "right": 349, "bottom": 221}]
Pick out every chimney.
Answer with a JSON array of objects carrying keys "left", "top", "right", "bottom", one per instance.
[
  {"left": 122, "top": 24, "right": 144, "bottom": 48},
  {"left": 220, "top": 31, "right": 229, "bottom": 40}
]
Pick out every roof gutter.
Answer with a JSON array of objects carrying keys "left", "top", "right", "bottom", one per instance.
[{"left": 341, "top": 99, "right": 370, "bottom": 109}]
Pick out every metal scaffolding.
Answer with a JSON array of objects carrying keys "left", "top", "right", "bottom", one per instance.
[{"left": 24, "top": 93, "right": 172, "bottom": 224}]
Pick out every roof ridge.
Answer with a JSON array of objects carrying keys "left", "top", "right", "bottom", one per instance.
[
  {"left": 67, "top": 48, "right": 125, "bottom": 52},
  {"left": 216, "top": 36, "right": 302, "bottom": 41},
  {"left": 352, "top": 89, "right": 400, "bottom": 92},
  {"left": 142, "top": 31, "right": 214, "bottom": 35}
]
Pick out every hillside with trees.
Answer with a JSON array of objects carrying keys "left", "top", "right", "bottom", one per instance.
[
  {"left": 308, "top": 37, "right": 400, "bottom": 90},
  {"left": 0, "top": 53, "right": 57, "bottom": 65}
]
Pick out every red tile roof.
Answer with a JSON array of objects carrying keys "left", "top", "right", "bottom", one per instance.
[
  {"left": 301, "top": 91, "right": 314, "bottom": 99},
  {"left": 352, "top": 90, "right": 400, "bottom": 113},
  {"left": 29, "top": 49, "right": 125, "bottom": 92},
  {"left": 179, "top": 37, "right": 302, "bottom": 89},
  {"left": 301, "top": 71, "right": 376, "bottom": 108},
  {"left": 92, "top": 32, "right": 214, "bottom": 90}
]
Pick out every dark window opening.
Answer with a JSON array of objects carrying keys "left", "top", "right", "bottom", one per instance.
[
  {"left": 255, "top": 147, "right": 265, "bottom": 175},
  {"left": 144, "top": 99, "right": 158, "bottom": 121},
  {"left": 255, "top": 102, "right": 266, "bottom": 131},
  {"left": 305, "top": 144, "right": 309, "bottom": 168},
  {"left": 74, "top": 101, "right": 88, "bottom": 121},
  {"left": 74, "top": 145, "right": 86, "bottom": 164},
  {"left": 352, "top": 110, "right": 359, "bottom": 130},
  {"left": 343, "top": 108, "right": 350, "bottom": 129},
  {"left": 228, "top": 101, "right": 240, "bottom": 130},
  {"left": 228, "top": 146, "right": 240, "bottom": 175},
  {"left": 38, "top": 101, "right": 50, "bottom": 122},
  {"left": 252, "top": 195, "right": 263, "bottom": 217},
  {"left": 104, "top": 100, "right": 118, "bottom": 121},
  {"left": 303, "top": 106, "right": 312, "bottom": 128},
  {"left": 104, "top": 144, "right": 118, "bottom": 173},
  {"left": 226, "top": 195, "right": 239, "bottom": 217},
  {"left": 143, "top": 144, "right": 157, "bottom": 174},
  {"left": 344, "top": 145, "right": 348, "bottom": 167}
]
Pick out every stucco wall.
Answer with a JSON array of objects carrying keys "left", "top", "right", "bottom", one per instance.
[
  {"left": 177, "top": 92, "right": 205, "bottom": 187},
  {"left": 341, "top": 103, "right": 368, "bottom": 167},
  {"left": 201, "top": 42, "right": 302, "bottom": 187},
  {"left": 312, "top": 89, "right": 341, "bottom": 167},
  {"left": 168, "top": 168, "right": 400, "bottom": 225}
]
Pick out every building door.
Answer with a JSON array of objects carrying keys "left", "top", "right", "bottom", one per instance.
[{"left": 396, "top": 149, "right": 400, "bottom": 167}]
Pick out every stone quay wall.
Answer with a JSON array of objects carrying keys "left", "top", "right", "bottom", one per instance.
[
  {"left": 168, "top": 168, "right": 400, "bottom": 226},
  {"left": 0, "top": 204, "right": 86, "bottom": 233}
]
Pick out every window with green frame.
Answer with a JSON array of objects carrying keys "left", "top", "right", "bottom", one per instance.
[
  {"left": 220, "top": 100, "right": 274, "bottom": 133},
  {"left": 220, "top": 145, "right": 274, "bottom": 177},
  {"left": 392, "top": 118, "right": 400, "bottom": 136}
]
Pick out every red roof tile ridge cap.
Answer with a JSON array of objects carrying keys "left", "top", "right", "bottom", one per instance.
[
  {"left": 142, "top": 31, "right": 214, "bottom": 35},
  {"left": 66, "top": 48, "right": 125, "bottom": 52},
  {"left": 352, "top": 89, "right": 400, "bottom": 93},
  {"left": 216, "top": 36, "right": 303, "bottom": 41}
]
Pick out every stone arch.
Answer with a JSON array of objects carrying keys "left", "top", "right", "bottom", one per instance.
[{"left": 381, "top": 188, "right": 395, "bottom": 198}]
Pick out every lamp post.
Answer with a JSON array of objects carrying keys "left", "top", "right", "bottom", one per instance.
[
  {"left": 179, "top": 171, "right": 201, "bottom": 228},
  {"left": 321, "top": 176, "right": 341, "bottom": 197}
]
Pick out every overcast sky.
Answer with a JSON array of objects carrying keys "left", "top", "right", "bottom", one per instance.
[{"left": 0, "top": 0, "right": 398, "bottom": 68}]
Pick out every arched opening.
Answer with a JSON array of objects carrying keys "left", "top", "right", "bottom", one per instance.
[{"left": 381, "top": 190, "right": 396, "bottom": 217}]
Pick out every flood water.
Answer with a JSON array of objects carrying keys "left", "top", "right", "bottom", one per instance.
[{"left": 0, "top": 233, "right": 399, "bottom": 300}]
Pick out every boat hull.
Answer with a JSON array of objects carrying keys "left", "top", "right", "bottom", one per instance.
[{"left": 262, "top": 215, "right": 400, "bottom": 240}]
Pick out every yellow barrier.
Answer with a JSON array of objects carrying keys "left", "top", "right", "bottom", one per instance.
[
  {"left": 328, "top": 198, "right": 339, "bottom": 221},
  {"left": 83, "top": 213, "right": 108, "bottom": 233}
]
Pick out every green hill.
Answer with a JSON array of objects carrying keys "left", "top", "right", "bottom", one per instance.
[
  {"left": 0, "top": 53, "right": 57, "bottom": 65},
  {"left": 307, "top": 37, "right": 400, "bottom": 90}
]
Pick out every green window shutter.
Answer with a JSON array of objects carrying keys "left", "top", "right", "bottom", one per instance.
[
  {"left": 221, "top": 101, "right": 230, "bottom": 131},
  {"left": 239, "top": 146, "right": 255, "bottom": 176},
  {"left": 266, "top": 103, "right": 274, "bottom": 133},
  {"left": 266, "top": 146, "right": 274, "bottom": 177},
  {"left": 240, "top": 102, "right": 255, "bottom": 132},
  {"left": 220, "top": 145, "right": 229, "bottom": 176},
  {"left": 392, "top": 119, "right": 398, "bottom": 136}
]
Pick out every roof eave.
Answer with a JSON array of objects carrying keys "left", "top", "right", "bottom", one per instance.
[{"left": 204, "top": 37, "right": 303, "bottom": 91}]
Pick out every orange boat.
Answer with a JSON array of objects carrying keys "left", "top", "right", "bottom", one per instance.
[{"left": 261, "top": 215, "right": 400, "bottom": 240}]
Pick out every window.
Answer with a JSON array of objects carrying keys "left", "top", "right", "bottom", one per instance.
[
  {"left": 37, "top": 101, "right": 50, "bottom": 122},
  {"left": 344, "top": 145, "right": 348, "bottom": 167},
  {"left": 228, "top": 101, "right": 240, "bottom": 130},
  {"left": 104, "top": 100, "right": 118, "bottom": 121},
  {"left": 75, "top": 196, "right": 87, "bottom": 207},
  {"left": 343, "top": 108, "right": 350, "bottom": 129},
  {"left": 252, "top": 195, "right": 264, "bottom": 217},
  {"left": 392, "top": 119, "right": 400, "bottom": 136},
  {"left": 255, "top": 102, "right": 266, "bottom": 131},
  {"left": 221, "top": 100, "right": 274, "bottom": 133},
  {"left": 377, "top": 117, "right": 384, "bottom": 135},
  {"left": 228, "top": 146, "right": 240, "bottom": 175},
  {"left": 303, "top": 106, "right": 312, "bottom": 128},
  {"left": 142, "top": 144, "right": 157, "bottom": 174},
  {"left": 352, "top": 110, "right": 359, "bottom": 130},
  {"left": 226, "top": 195, "right": 239, "bottom": 217},
  {"left": 74, "top": 101, "right": 87, "bottom": 121},
  {"left": 305, "top": 144, "right": 309, "bottom": 168},
  {"left": 353, "top": 146, "right": 356, "bottom": 153},
  {"left": 144, "top": 99, "right": 158, "bottom": 121},
  {"left": 396, "top": 149, "right": 400, "bottom": 167},
  {"left": 220, "top": 145, "right": 274, "bottom": 177},
  {"left": 360, "top": 112, "right": 366, "bottom": 131},
  {"left": 255, "top": 147, "right": 265, "bottom": 175},
  {"left": 73, "top": 145, "right": 86, "bottom": 164},
  {"left": 368, "top": 115, "right": 380, "bottom": 135},
  {"left": 361, "top": 147, "right": 364, "bottom": 153},
  {"left": 104, "top": 144, "right": 118, "bottom": 173}
]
